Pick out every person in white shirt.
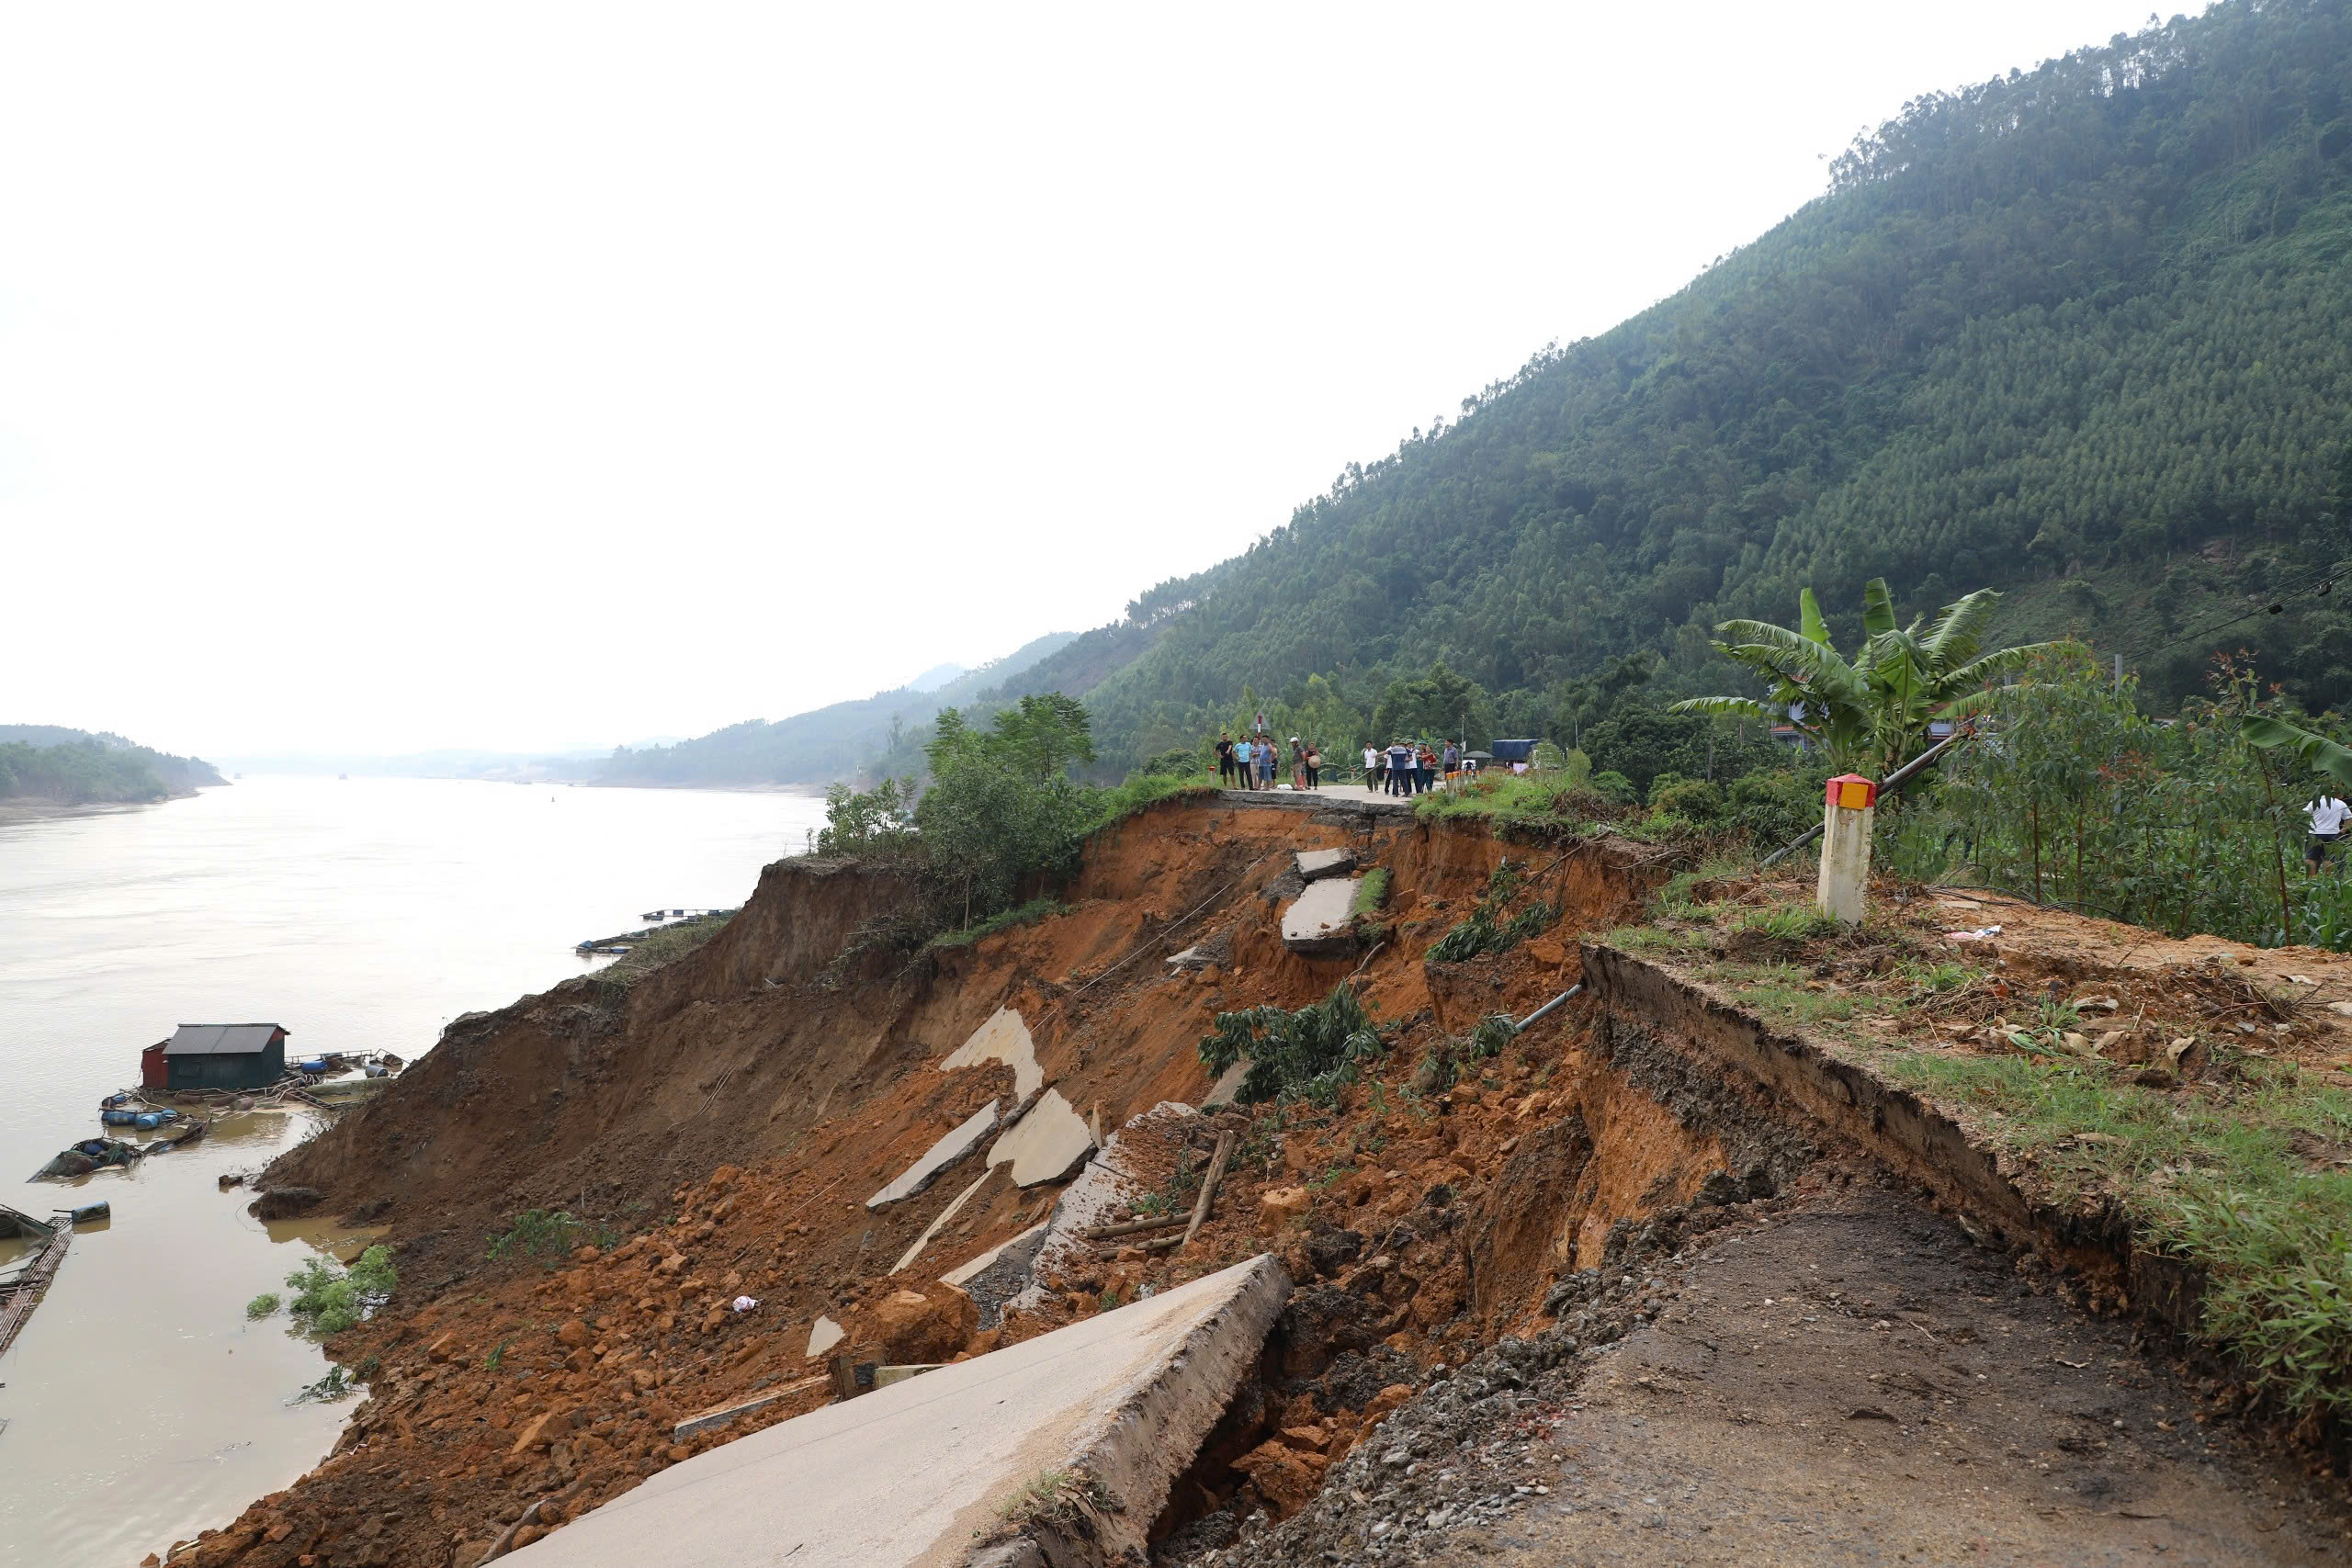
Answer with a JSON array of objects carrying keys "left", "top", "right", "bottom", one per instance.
[
  {"left": 2305, "top": 790, "right": 2351, "bottom": 872},
  {"left": 1363, "top": 743, "right": 1383, "bottom": 794}
]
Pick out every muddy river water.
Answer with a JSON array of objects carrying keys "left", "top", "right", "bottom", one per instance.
[{"left": 0, "top": 775, "right": 827, "bottom": 1566}]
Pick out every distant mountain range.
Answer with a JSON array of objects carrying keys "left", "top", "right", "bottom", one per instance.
[
  {"left": 0, "top": 725, "right": 227, "bottom": 806},
  {"left": 594, "top": 632, "right": 1077, "bottom": 787},
  {"left": 208, "top": 747, "right": 619, "bottom": 784}
]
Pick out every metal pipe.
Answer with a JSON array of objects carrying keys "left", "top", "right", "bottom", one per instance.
[
  {"left": 1758, "top": 728, "right": 1970, "bottom": 870},
  {"left": 1514, "top": 983, "right": 1582, "bottom": 1032}
]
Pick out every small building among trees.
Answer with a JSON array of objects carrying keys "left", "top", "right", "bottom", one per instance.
[{"left": 141, "top": 1023, "right": 288, "bottom": 1091}]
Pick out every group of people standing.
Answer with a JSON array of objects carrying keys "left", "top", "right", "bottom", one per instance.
[
  {"left": 1364, "top": 739, "right": 1459, "bottom": 795},
  {"left": 1216, "top": 732, "right": 1325, "bottom": 790},
  {"left": 1215, "top": 727, "right": 1464, "bottom": 795}
]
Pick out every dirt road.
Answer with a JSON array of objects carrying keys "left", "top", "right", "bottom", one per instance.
[{"left": 1175, "top": 1179, "right": 2349, "bottom": 1565}]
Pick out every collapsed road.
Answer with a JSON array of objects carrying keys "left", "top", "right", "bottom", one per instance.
[{"left": 153, "top": 793, "right": 2349, "bottom": 1567}]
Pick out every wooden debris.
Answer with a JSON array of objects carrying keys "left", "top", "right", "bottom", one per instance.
[
  {"left": 1082, "top": 1214, "right": 1188, "bottom": 1241},
  {"left": 1182, "top": 1130, "right": 1235, "bottom": 1251}
]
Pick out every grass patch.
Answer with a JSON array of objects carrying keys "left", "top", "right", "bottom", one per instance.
[
  {"left": 245, "top": 1292, "right": 280, "bottom": 1319},
  {"left": 1882, "top": 1050, "right": 2352, "bottom": 1423},
  {"left": 1081, "top": 775, "right": 1218, "bottom": 834},
  {"left": 1413, "top": 773, "right": 1608, "bottom": 835},
  {"left": 991, "top": 1467, "right": 1114, "bottom": 1534},
  {"left": 926, "top": 897, "right": 1069, "bottom": 951},
  {"left": 1351, "top": 868, "right": 1391, "bottom": 919},
  {"left": 487, "top": 1208, "right": 588, "bottom": 1264},
  {"left": 591, "top": 912, "right": 733, "bottom": 994}
]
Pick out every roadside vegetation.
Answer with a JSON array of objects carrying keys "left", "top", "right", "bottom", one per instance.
[{"left": 812, "top": 692, "right": 1210, "bottom": 952}]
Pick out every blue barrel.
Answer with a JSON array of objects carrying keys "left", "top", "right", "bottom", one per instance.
[
  {"left": 134, "top": 1111, "right": 164, "bottom": 1129},
  {"left": 69, "top": 1201, "right": 110, "bottom": 1224},
  {"left": 101, "top": 1109, "right": 141, "bottom": 1126}
]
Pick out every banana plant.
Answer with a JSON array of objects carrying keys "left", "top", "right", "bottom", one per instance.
[
  {"left": 1669, "top": 579, "right": 2060, "bottom": 775},
  {"left": 2244, "top": 715, "right": 2352, "bottom": 791}
]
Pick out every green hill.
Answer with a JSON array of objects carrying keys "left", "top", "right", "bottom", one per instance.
[
  {"left": 0, "top": 725, "right": 227, "bottom": 805},
  {"left": 993, "top": 0, "right": 2352, "bottom": 767},
  {"left": 595, "top": 633, "right": 1078, "bottom": 787}
]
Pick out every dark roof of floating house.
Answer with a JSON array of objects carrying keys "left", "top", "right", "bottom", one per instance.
[{"left": 164, "top": 1023, "right": 287, "bottom": 1056}]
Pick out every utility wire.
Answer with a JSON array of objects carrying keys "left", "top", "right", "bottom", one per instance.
[{"left": 2109, "top": 553, "right": 2349, "bottom": 671}]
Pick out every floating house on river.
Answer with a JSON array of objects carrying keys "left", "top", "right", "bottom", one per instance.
[{"left": 141, "top": 1022, "right": 289, "bottom": 1091}]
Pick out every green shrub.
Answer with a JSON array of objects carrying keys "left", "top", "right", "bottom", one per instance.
[
  {"left": 285, "top": 1245, "right": 396, "bottom": 1337},
  {"left": 293, "top": 1364, "right": 357, "bottom": 1403},
  {"left": 1429, "top": 858, "right": 1555, "bottom": 962},
  {"left": 1590, "top": 770, "right": 1638, "bottom": 806},
  {"left": 1138, "top": 747, "right": 1209, "bottom": 778},
  {"left": 245, "top": 1292, "right": 280, "bottom": 1319},
  {"left": 1648, "top": 778, "right": 1724, "bottom": 823},
  {"left": 1727, "top": 769, "right": 1823, "bottom": 848},
  {"left": 1198, "top": 983, "right": 1385, "bottom": 1106}
]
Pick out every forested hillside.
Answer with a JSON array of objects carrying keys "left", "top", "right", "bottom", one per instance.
[
  {"left": 0, "top": 725, "right": 226, "bottom": 805},
  {"left": 595, "top": 632, "right": 1076, "bottom": 786},
  {"left": 990, "top": 0, "right": 2352, "bottom": 767}
]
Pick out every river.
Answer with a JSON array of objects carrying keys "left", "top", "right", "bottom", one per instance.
[{"left": 0, "top": 776, "right": 828, "bottom": 1567}]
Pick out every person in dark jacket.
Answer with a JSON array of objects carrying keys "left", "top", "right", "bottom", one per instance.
[{"left": 1216, "top": 733, "right": 1235, "bottom": 785}]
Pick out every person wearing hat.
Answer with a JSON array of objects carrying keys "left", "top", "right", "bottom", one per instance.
[{"left": 1385, "top": 739, "right": 1415, "bottom": 796}]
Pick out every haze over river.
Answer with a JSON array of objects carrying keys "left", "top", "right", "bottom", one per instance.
[{"left": 0, "top": 776, "right": 827, "bottom": 1567}]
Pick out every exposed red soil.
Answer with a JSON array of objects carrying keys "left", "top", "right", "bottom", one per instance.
[
  {"left": 184, "top": 807, "right": 2352, "bottom": 1567},
  {"left": 159, "top": 801, "right": 1691, "bottom": 1566}
]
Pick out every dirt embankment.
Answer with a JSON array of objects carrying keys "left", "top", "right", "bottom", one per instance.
[
  {"left": 167, "top": 798, "right": 2345, "bottom": 1568},
  {"left": 164, "top": 800, "right": 1680, "bottom": 1565}
]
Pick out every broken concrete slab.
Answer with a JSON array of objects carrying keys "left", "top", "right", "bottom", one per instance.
[
  {"left": 1009, "top": 1101, "right": 1200, "bottom": 1317},
  {"left": 671, "top": 1375, "right": 827, "bottom": 1442},
  {"left": 1281, "top": 875, "right": 1359, "bottom": 956},
  {"left": 866, "top": 1100, "right": 1001, "bottom": 1210},
  {"left": 940, "top": 1220, "right": 1048, "bottom": 1289},
  {"left": 872, "top": 1363, "right": 943, "bottom": 1390},
  {"left": 510, "top": 1256, "right": 1293, "bottom": 1568},
  {"left": 1165, "top": 944, "right": 1209, "bottom": 970},
  {"left": 940, "top": 1007, "right": 1043, "bottom": 1098},
  {"left": 985, "top": 1087, "right": 1093, "bottom": 1187},
  {"left": 805, "top": 1315, "right": 843, "bottom": 1359},
  {"left": 1295, "top": 847, "right": 1357, "bottom": 882},
  {"left": 1201, "top": 1057, "right": 1252, "bottom": 1109},
  {"left": 889, "top": 1168, "right": 994, "bottom": 1275}
]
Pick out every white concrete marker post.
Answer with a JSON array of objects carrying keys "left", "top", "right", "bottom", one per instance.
[{"left": 1816, "top": 773, "right": 1878, "bottom": 926}]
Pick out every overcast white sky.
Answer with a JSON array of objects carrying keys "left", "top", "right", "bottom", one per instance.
[{"left": 3, "top": 2, "right": 2173, "bottom": 757}]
